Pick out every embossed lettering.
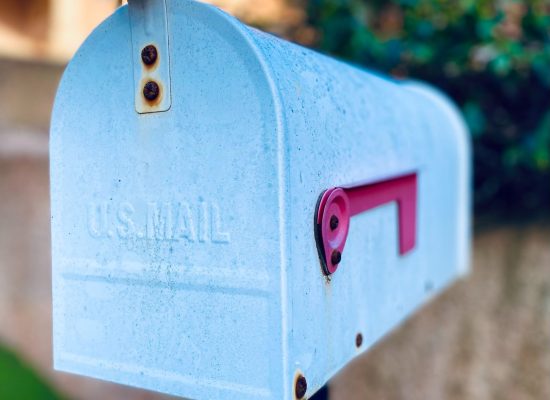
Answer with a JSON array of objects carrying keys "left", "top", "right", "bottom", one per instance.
[
  {"left": 117, "top": 202, "right": 135, "bottom": 238},
  {"left": 175, "top": 202, "right": 196, "bottom": 242},
  {"left": 88, "top": 202, "right": 107, "bottom": 238},
  {"left": 86, "top": 200, "right": 231, "bottom": 244},
  {"left": 147, "top": 202, "right": 173, "bottom": 240},
  {"left": 198, "top": 201, "right": 208, "bottom": 243},
  {"left": 211, "top": 204, "right": 230, "bottom": 243}
]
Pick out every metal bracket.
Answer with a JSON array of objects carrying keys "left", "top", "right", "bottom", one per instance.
[{"left": 129, "top": 0, "right": 172, "bottom": 114}]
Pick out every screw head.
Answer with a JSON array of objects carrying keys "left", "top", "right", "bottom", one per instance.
[
  {"left": 141, "top": 45, "right": 158, "bottom": 65},
  {"left": 143, "top": 81, "right": 160, "bottom": 101},
  {"left": 356, "top": 333, "right": 363, "bottom": 348},
  {"left": 329, "top": 215, "right": 339, "bottom": 230},
  {"left": 295, "top": 375, "right": 307, "bottom": 399},
  {"left": 331, "top": 249, "right": 342, "bottom": 265}
]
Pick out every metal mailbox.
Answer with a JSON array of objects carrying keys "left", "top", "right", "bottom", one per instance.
[{"left": 50, "top": 0, "right": 471, "bottom": 399}]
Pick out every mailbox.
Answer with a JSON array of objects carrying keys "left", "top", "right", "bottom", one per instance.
[{"left": 50, "top": 0, "right": 470, "bottom": 399}]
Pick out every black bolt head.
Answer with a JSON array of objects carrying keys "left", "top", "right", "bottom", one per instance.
[
  {"left": 295, "top": 375, "right": 307, "bottom": 399},
  {"left": 356, "top": 333, "right": 363, "bottom": 348},
  {"left": 143, "top": 81, "right": 160, "bottom": 101},
  {"left": 141, "top": 45, "right": 158, "bottom": 65},
  {"left": 329, "top": 215, "right": 339, "bottom": 230},
  {"left": 331, "top": 249, "right": 342, "bottom": 265}
]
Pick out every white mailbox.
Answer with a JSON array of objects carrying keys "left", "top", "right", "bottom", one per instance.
[{"left": 50, "top": 0, "right": 470, "bottom": 399}]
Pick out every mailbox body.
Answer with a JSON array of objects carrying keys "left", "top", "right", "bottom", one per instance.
[{"left": 50, "top": 1, "right": 470, "bottom": 399}]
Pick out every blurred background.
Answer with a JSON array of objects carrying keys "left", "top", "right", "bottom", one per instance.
[{"left": 0, "top": 0, "right": 549, "bottom": 399}]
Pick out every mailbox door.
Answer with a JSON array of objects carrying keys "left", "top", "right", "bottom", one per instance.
[{"left": 51, "top": 2, "right": 288, "bottom": 399}]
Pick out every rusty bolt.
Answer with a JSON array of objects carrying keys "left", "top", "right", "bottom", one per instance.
[
  {"left": 143, "top": 81, "right": 160, "bottom": 101},
  {"left": 295, "top": 375, "right": 307, "bottom": 399},
  {"left": 331, "top": 249, "right": 342, "bottom": 265},
  {"left": 330, "top": 215, "right": 339, "bottom": 230},
  {"left": 356, "top": 333, "right": 363, "bottom": 348},
  {"left": 141, "top": 45, "right": 158, "bottom": 65}
]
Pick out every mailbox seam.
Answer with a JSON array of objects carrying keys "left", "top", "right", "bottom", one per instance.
[{"left": 234, "top": 22, "right": 292, "bottom": 400}]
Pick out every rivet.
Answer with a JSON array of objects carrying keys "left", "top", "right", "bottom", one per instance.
[
  {"left": 331, "top": 249, "right": 342, "bottom": 265},
  {"left": 356, "top": 333, "right": 363, "bottom": 348},
  {"left": 295, "top": 375, "right": 307, "bottom": 399},
  {"left": 143, "top": 81, "right": 160, "bottom": 101},
  {"left": 141, "top": 44, "right": 158, "bottom": 65},
  {"left": 330, "top": 215, "right": 339, "bottom": 230}
]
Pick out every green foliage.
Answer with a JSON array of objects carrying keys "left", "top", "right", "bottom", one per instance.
[
  {"left": 0, "top": 345, "right": 64, "bottom": 400},
  {"left": 305, "top": 0, "right": 550, "bottom": 215}
]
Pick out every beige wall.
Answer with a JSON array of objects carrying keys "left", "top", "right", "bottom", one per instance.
[
  {"left": 0, "top": 0, "right": 302, "bottom": 63},
  {"left": 0, "top": 0, "right": 119, "bottom": 62}
]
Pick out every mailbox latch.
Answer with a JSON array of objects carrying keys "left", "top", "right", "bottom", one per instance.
[{"left": 315, "top": 173, "right": 418, "bottom": 275}]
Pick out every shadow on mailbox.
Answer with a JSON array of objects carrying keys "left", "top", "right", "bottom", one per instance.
[{"left": 50, "top": 0, "right": 471, "bottom": 399}]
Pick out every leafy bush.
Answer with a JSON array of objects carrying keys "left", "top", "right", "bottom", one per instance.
[
  {"left": 304, "top": 0, "right": 550, "bottom": 216},
  {"left": 0, "top": 344, "right": 64, "bottom": 400}
]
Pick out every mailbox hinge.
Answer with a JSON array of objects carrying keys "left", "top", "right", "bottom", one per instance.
[{"left": 128, "top": 0, "right": 172, "bottom": 114}]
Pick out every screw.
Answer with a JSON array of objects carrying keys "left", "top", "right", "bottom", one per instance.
[
  {"left": 331, "top": 249, "right": 342, "bottom": 265},
  {"left": 356, "top": 333, "right": 363, "bottom": 348},
  {"left": 143, "top": 81, "right": 160, "bottom": 101},
  {"left": 329, "top": 215, "right": 339, "bottom": 230},
  {"left": 295, "top": 375, "right": 307, "bottom": 399},
  {"left": 141, "top": 45, "right": 158, "bottom": 65}
]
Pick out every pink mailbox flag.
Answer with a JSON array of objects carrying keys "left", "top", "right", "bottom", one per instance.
[{"left": 315, "top": 173, "right": 418, "bottom": 275}]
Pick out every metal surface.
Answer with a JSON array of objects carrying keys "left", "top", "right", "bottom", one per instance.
[{"left": 50, "top": 1, "right": 471, "bottom": 399}]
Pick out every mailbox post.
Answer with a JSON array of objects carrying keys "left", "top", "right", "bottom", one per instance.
[{"left": 50, "top": 0, "right": 470, "bottom": 399}]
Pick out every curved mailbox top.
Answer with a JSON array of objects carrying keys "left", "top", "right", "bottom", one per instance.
[{"left": 50, "top": 1, "right": 470, "bottom": 399}]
